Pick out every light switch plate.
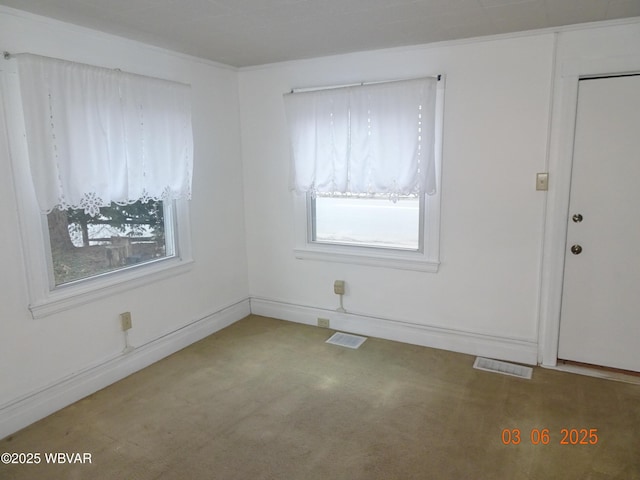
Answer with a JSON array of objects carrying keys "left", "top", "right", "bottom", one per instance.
[{"left": 536, "top": 173, "right": 549, "bottom": 191}]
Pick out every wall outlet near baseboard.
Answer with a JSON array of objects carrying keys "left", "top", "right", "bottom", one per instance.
[
  {"left": 317, "top": 317, "right": 330, "bottom": 328},
  {"left": 120, "top": 312, "right": 132, "bottom": 331}
]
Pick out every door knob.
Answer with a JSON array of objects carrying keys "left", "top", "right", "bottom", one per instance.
[
  {"left": 572, "top": 214, "right": 583, "bottom": 223},
  {"left": 571, "top": 244, "right": 582, "bottom": 255}
]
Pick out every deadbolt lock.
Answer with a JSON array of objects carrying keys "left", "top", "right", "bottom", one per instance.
[
  {"left": 571, "top": 244, "right": 583, "bottom": 255},
  {"left": 572, "top": 214, "right": 583, "bottom": 223}
]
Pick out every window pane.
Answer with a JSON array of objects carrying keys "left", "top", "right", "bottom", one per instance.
[
  {"left": 47, "top": 200, "right": 171, "bottom": 286},
  {"left": 313, "top": 196, "right": 420, "bottom": 250}
]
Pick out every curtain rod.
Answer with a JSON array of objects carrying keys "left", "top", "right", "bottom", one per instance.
[
  {"left": 290, "top": 74, "right": 441, "bottom": 94},
  {"left": 3, "top": 50, "right": 124, "bottom": 71},
  {"left": 2, "top": 51, "right": 189, "bottom": 87}
]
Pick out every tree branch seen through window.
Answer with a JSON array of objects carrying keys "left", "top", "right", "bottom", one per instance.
[{"left": 47, "top": 200, "right": 170, "bottom": 285}]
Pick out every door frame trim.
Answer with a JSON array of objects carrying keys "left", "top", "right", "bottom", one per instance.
[{"left": 538, "top": 53, "right": 640, "bottom": 367}]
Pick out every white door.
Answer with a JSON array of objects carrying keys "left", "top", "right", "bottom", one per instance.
[{"left": 558, "top": 74, "right": 640, "bottom": 372}]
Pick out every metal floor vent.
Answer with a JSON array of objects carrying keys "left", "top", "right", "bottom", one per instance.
[
  {"left": 326, "top": 332, "right": 367, "bottom": 349},
  {"left": 473, "top": 357, "right": 533, "bottom": 380}
]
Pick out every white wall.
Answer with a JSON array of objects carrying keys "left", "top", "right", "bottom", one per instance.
[
  {"left": 0, "top": 8, "right": 249, "bottom": 435},
  {"left": 240, "top": 19, "right": 640, "bottom": 366},
  {"left": 239, "top": 33, "right": 555, "bottom": 363}
]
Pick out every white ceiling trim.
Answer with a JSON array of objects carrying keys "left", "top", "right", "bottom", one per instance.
[
  {"left": 239, "top": 15, "right": 640, "bottom": 71},
  {"left": 0, "top": 5, "right": 238, "bottom": 72},
  {"left": 1, "top": 3, "right": 639, "bottom": 69}
]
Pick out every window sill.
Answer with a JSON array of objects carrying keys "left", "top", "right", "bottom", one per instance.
[
  {"left": 29, "top": 256, "right": 194, "bottom": 319},
  {"left": 294, "top": 245, "right": 439, "bottom": 272}
]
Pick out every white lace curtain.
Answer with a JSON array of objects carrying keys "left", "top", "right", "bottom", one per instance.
[
  {"left": 16, "top": 54, "right": 193, "bottom": 216},
  {"left": 284, "top": 77, "right": 437, "bottom": 198}
]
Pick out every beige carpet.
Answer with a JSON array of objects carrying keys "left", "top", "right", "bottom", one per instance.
[{"left": 2, "top": 315, "right": 639, "bottom": 479}]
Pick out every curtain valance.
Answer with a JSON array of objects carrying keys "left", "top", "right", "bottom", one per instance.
[
  {"left": 16, "top": 54, "right": 193, "bottom": 216},
  {"left": 284, "top": 77, "right": 437, "bottom": 198}
]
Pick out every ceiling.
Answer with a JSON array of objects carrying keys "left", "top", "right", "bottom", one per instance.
[{"left": 1, "top": 0, "right": 639, "bottom": 67}]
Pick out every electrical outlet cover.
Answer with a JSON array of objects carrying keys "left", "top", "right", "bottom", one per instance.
[
  {"left": 120, "top": 312, "right": 132, "bottom": 331},
  {"left": 317, "top": 318, "right": 330, "bottom": 328}
]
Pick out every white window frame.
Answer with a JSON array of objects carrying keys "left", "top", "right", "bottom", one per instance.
[
  {"left": 293, "top": 77, "right": 445, "bottom": 273},
  {"left": 1, "top": 64, "right": 193, "bottom": 319}
]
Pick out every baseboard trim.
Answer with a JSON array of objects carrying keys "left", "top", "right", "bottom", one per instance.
[
  {"left": 0, "top": 298, "right": 250, "bottom": 440},
  {"left": 1, "top": 296, "right": 537, "bottom": 439},
  {"left": 543, "top": 363, "right": 640, "bottom": 385},
  {"left": 250, "top": 297, "right": 537, "bottom": 365}
]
